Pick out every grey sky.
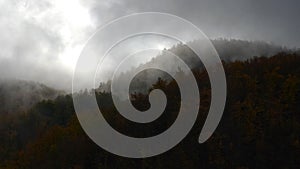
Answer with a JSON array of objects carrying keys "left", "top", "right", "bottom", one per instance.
[
  {"left": 0, "top": 0, "right": 299, "bottom": 90},
  {"left": 88, "top": 0, "right": 300, "bottom": 47}
]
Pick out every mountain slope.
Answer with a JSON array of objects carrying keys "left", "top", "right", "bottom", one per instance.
[
  {"left": 98, "top": 39, "right": 295, "bottom": 92},
  {"left": 0, "top": 79, "right": 63, "bottom": 113}
]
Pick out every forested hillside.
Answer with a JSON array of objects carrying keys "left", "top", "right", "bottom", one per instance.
[
  {"left": 0, "top": 80, "right": 63, "bottom": 114},
  {"left": 98, "top": 39, "right": 296, "bottom": 93},
  {"left": 0, "top": 52, "right": 299, "bottom": 169}
]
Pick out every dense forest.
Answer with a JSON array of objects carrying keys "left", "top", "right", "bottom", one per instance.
[{"left": 0, "top": 51, "right": 299, "bottom": 169}]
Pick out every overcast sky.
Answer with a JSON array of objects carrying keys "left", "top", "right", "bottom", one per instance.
[{"left": 0, "top": 0, "right": 299, "bottom": 90}]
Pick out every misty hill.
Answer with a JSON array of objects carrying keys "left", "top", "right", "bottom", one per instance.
[
  {"left": 151, "top": 38, "right": 292, "bottom": 68},
  {"left": 0, "top": 79, "right": 63, "bottom": 114},
  {"left": 98, "top": 39, "right": 295, "bottom": 92},
  {"left": 211, "top": 38, "right": 292, "bottom": 61}
]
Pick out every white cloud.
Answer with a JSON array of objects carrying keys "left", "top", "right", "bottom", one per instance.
[
  {"left": 0, "top": 0, "right": 95, "bottom": 89},
  {"left": 0, "top": 0, "right": 299, "bottom": 90}
]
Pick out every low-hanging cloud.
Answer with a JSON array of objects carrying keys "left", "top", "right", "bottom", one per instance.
[{"left": 0, "top": 0, "right": 299, "bottom": 90}]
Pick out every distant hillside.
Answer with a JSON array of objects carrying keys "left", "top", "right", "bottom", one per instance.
[
  {"left": 161, "top": 38, "right": 292, "bottom": 67},
  {"left": 98, "top": 39, "right": 296, "bottom": 92},
  {"left": 211, "top": 39, "right": 292, "bottom": 61},
  {"left": 0, "top": 79, "right": 63, "bottom": 114}
]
